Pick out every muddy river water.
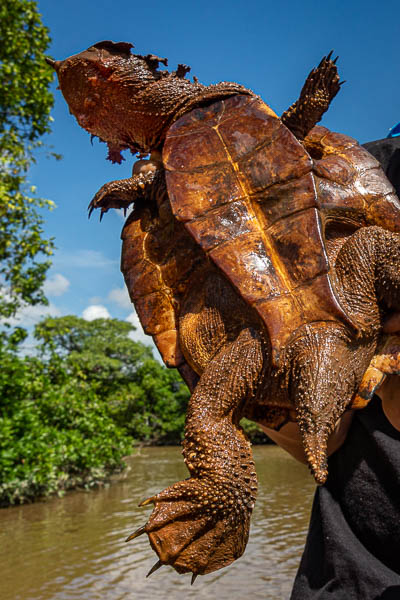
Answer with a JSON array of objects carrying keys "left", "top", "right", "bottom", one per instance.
[{"left": 0, "top": 446, "right": 316, "bottom": 600}]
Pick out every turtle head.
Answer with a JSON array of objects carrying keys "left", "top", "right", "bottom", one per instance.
[
  {"left": 48, "top": 41, "right": 252, "bottom": 163},
  {"left": 48, "top": 41, "right": 177, "bottom": 161}
]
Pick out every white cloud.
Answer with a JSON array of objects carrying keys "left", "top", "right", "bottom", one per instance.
[
  {"left": 82, "top": 304, "right": 111, "bottom": 321},
  {"left": 43, "top": 273, "right": 70, "bottom": 297},
  {"left": 55, "top": 249, "right": 117, "bottom": 269},
  {"left": 7, "top": 301, "right": 61, "bottom": 327},
  {"left": 108, "top": 286, "right": 132, "bottom": 309}
]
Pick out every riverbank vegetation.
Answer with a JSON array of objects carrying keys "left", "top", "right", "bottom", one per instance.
[{"left": 0, "top": 317, "right": 191, "bottom": 506}]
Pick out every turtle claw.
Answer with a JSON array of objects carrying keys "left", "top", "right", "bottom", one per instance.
[
  {"left": 125, "top": 525, "right": 146, "bottom": 542},
  {"left": 146, "top": 560, "right": 163, "bottom": 578},
  {"left": 139, "top": 496, "right": 156, "bottom": 507},
  {"left": 191, "top": 573, "right": 198, "bottom": 585}
]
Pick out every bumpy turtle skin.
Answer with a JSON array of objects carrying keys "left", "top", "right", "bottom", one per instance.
[
  {"left": 281, "top": 52, "right": 342, "bottom": 140},
  {"left": 145, "top": 325, "right": 264, "bottom": 575}
]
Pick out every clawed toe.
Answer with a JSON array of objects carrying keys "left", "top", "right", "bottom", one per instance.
[
  {"left": 146, "top": 560, "right": 163, "bottom": 578},
  {"left": 139, "top": 496, "right": 156, "bottom": 507},
  {"left": 125, "top": 525, "right": 146, "bottom": 542}
]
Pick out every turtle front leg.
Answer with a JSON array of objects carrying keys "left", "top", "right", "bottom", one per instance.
[
  {"left": 130, "top": 328, "right": 265, "bottom": 578},
  {"left": 88, "top": 169, "right": 157, "bottom": 219}
]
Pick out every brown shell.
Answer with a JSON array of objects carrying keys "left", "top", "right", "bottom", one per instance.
[
  {"left": 121, "top": 177, "right": 204, "bottom": 389},
  {"left": 162, "top": 95, "right": 400, "bottom": 365}
]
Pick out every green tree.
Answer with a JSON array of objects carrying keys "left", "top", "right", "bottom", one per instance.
[
  {"left": 34, "top": 315, "right": 155, "bottom": 392},
  {"left": 0, "top": 325, "right": 133, "bottom": 507},
  {"left": 0, "top": 0, "right": 55, "bottom": 331},
  {"left": 34, "top": 316, "right": 191, "bottom": 444}
]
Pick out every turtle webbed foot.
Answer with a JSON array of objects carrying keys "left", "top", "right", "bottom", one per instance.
[{"left": 128, "top": 476, "right": 253, "bottom": 577}]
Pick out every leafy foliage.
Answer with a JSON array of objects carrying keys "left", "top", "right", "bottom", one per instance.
[
  {"left": 0, "top": 317, "right": 190, "bottom": 506},
  {"left": 34, "top": 316, "right": 191, "bottom": 444},
  {"left": 0, "top": 344, "right": 132, "bottom": 507},
  {"left": 0, "top": 0, "right": 56, "bottom": 328},
  {"left": 109, "top": 359, "right": 189, "bottom": 444}
]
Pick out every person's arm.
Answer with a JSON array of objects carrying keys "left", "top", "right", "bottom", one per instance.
[{"left": 260, "top": 410, "right": 355, "bottom": 464}]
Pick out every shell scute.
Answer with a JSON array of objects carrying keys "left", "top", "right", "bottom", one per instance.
[
  {"left": 313, "top": 155, "right": 355, "bottom": 186},
  {"left": 237, "top": 125, "right": 312, "bottom": 194},
  {"left": 165, "top": 126, "right": 228, "bottom": 170},
  {"left": 154, "top": 330, "right": 185, "bottom": 368},
  {"left": 159, "top": 239, "right": 203, "bottom": 289},
  {"left": 319, "top": 130, "right": 358, "bottom": 151},
  {"left": 121, "top": 216, "right": 148, "bottom": 273},
  {"left": 368, "top": 192, "right": 400, "bottom": 231},
  {"left": 209, "top": 232, "right": 282, "bottom": 304},
  {"left": 216, "top": 98, "right": 280, "bottom": 162},
  {"left": 355, "top": 167, "right": 395, "bottom": 199},
  {"left": 124, "top": 258, "right": 163, "bottom": 300},
  {"left": 341, "top": 145, "right": 380, "bottom": 172},
  {"left": 166, "top": 163, "right": 244, "bottom": 222},
  {"left": 304, "top": 125, "right": 329, "bottom": 145},
  {"left": 170, "top": 94, "right": 252, "bottom": 136},
  {"left": 257, "top": 173, "right": 317, "bottom": 226},
  {"left": 134, "top": 290, "right": 176, "bottom": 335},
  {"left": 256, "top": 274, "right": 350, "bottom": 346},
  {"left": 255, "top": 273, "right": 350, "bottom": 354},
  {"left": 185, "top": 200, "right": 258, "bottom": 252},
  {"left": 316, "top": 178, "right": 367, "bottom": 224},
  {"left": 267, "top": 208, "right": 328, "bottom": 286}
]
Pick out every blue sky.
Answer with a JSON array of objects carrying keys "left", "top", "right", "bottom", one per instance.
[{"left": 22, "top": 0, "right": 400, "bottom": 353}]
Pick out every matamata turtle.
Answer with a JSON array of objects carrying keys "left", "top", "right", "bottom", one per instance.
[{"left": 48, "top": 42, "right": 400, "bottom": 579}]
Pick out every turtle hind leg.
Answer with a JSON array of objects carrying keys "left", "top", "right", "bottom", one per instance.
[
  {"left": 134, "top": 327, "right": 266, "bottom": 576},
  {"left": 281, "top": 52, "right": 342, "bottom": 140}
]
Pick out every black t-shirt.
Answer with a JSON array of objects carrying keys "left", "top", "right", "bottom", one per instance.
[{"left": 290, "top": 396, "right": 400, "bottom": 600}]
